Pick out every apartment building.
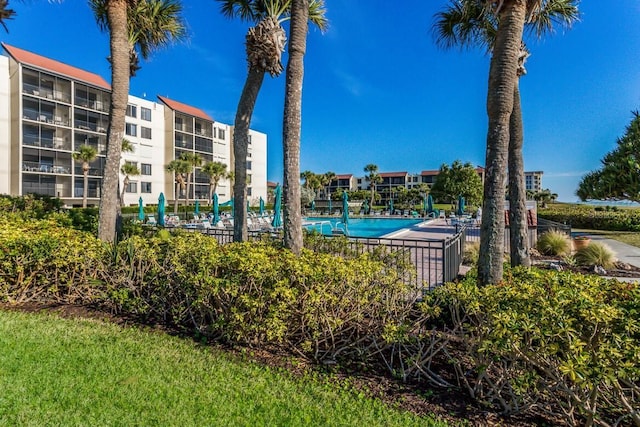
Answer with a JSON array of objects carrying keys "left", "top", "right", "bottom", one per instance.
[
  {"left": 525, "top": 171, "right": 543, "bottom": 192},
  {"left": 0, "top": 43, "right": 268, "bottom": 207}
]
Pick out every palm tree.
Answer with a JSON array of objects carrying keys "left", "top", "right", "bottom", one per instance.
[
  {"left": 0, "top": 0, "right": 15, "bottom": 32},
  {"left": 217, "top": 0, "right": 326, "bottom": 243},
  {"left": 300, "top": 170, "right": 314, "bottom": 188},
  {"left": 92, "top": 0, "right": 185, "bottom": 242},
  {"left": 282, "top": 0, "right": 327, "bottom": 254},
  {"left": 433, "top": 0, "right": 578, "bottom": 270},
  {"left": 201, "top": 161, "right": 229, "bottom": 202},
  {"left": 165, "top": 159, "right": 190, "bottom": 214},
  {"left": 364, "top": 163, "right": 382, "bottom": 209},
  {"left": 73, "top": 145, "right": 98, "bottom": 208},
  {"left": 119, "top": 162, "right": 140, "bottom": 206},
  {"left": 179, "top": 152, "right": 202, "bottom": 208},
  {"left": 321, "top": 171, "right": 335, "bottom": 198},
  {"left": 119, "top": 137, "right": 136, "bottom": 206}
]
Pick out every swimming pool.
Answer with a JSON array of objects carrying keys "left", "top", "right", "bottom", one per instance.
[{"left": 304, "top": 217, "right": 423, "bottom": 238}]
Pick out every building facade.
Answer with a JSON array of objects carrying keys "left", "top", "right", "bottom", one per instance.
[
  {"left": 524, "top": 171, "right": 544, "bottom": 192},
  {"left": 0, "top": 43, "right": 268, "bottom": 207}
]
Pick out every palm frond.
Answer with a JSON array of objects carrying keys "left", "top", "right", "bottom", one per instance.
[{"left": 0, "top": 0, "right": 16, "bottom": 33}]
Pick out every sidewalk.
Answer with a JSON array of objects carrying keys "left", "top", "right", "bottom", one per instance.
[{"left": 575, "top": 233, "right": 640, "bottom": 269}]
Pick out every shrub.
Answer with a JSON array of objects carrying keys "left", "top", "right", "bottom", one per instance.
[
  {"left": 462, "top": 242, "right": 480, "bottom": 265},
  {"left": 538, "top": 203, "right": 640, "bottom": 231},
  {"left": 574, "top": 242, "right": 617, "bottom": 269},
  {"left": 418, "top": 268, "right": 640, "bottom": 426},
  {"left": 536, "top": 229, "right": 571, "bottom": 256},
  {"left": 0, "top": 217, "right": 107, "bottom": 304}
]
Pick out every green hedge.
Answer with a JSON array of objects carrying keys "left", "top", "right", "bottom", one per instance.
[
  {"left": 1, "top": 214, "right": 639, "bottom": 425},
  {"left": 538, "top": 203, "right": 640, "bottom": 231}
]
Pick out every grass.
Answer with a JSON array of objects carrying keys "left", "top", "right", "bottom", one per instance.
[{"left": 0, "top": 310, "right": 446, "bottom": 427}]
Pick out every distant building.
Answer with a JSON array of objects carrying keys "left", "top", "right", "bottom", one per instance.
[{"left": 524, "top": 171, "right": 543, "bottom": 192}]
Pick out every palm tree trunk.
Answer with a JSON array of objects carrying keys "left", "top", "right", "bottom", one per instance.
[
  {"left": 508, "top": 81, "right": 531, "bottom": 267},
  {"left": 477, "top": 1, "right": 527, "bottom": 285},
  {"left": 173, "top": 181, "right": 179, "bottom": 214},
  {"left": 120, "top": 176, "right": 129, "bottom": 208},
  {"left": 233, "top": 66, "right": 265, "bottom": 242},
  {"left": 184, "top": 172, "right": 191, "bottom": 208},
  {"left": 83, "top": 170, "right": 89, "bottom": 208},
  {"left": 282, "top": 0, "right": 309, "bottom": 255},
  {"left": 98, "top": 0, "right": 129, "bottom": 242}
]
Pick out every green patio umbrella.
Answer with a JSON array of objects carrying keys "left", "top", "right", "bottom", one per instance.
[
  {"left": 247, "top": 200, "right": 251, "bottom": 214},
  {"left": 259, "top": 197, "right": 265, "bottom": 215},
  {"left": 427, "top": 194, "right": 434, "bottom": 214},
  {"left": 457, "top": 195, "right": 466, "bottom": 216},
  {"left": 389, "top": 198, "right": 394, "bottom": 215},
  {"left": 328, "top": 198, "right": 332, "bottom": 215},
  {"left": 311, "top": 200, "right": 315, "bottom": 212},
  {"left": 157, "top": 192, "right": 165, "bottom": 226},
  {"left": 194, "top": 199, "right": 200, "bottom": 215},
  {"left": 362, "top": 199, "right": 369, "bottom": 215},
  {"left": 271, "top": 184, "right": 282, "bottom": 228},
  {"left": 341, "top": 191, "right": 350, "bottom": 233},
  {"left": 213, "top": 193, "right": 220, "bottom": 225},
  {"left": 138, "top": 197, "right": 145, "bottom": 221}
]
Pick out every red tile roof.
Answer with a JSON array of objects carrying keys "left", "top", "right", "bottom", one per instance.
[
  {"left": 504, "top": 209, "right": 537, "bottom": 227},
  {"left": 380, "top": 171, "right": 408, "bottom": 178},
  {"left": 157, "top": 95, "right": 213, "bottom": 122},
  {"left": 336, "top": 174, "right": 352, "bottom": 179},
  {"left": 2, "top": 43, "right": 110, "bottom": 90},
  {"left": 420, "top": 170, "right": 440, "bottom": 176}
]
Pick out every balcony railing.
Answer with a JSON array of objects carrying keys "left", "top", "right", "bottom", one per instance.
[
  {"left": 23, "top": 137, "right": 71, "bottom": 151},
  {"left": 74, "top": 166, "right": 103, "bottom": 177},
  {"left": 75, "top": 97, "right": 108, "bottom": 113},
  {"left": 22, "top": 161, "right": 71, "bottom": 174},
  {"left": 75, "top": 121, "right": 108, "bottom": 134}
]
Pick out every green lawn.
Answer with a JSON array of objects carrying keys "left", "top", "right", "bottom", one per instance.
[{"left": 0, "top": 310, "right": 446, "bottom": 427}]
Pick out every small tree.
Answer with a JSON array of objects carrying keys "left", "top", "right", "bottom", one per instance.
[
  {"left": 201, "top": 161, "right": 229, "bottom": 202},
  {"left": 430, "top": 160, "right": 483, "bottom": 207},
  {"left": 119, "top": 162, "right": 140, "bottom": 206},
  {"left": 577, "top": 111, "right": 640, "bottom": 203},
  {"left": 364, "top": 163, "right": 382, "bottom": 208},
  {"left": 72, "top": 144, "right": 98, "bottom": 208},
  {"left": 165, "top": 159, "right": 190, "bottom": 214},
  {"left": 180, "top": 152, "right": 202, "bottom": 207}
]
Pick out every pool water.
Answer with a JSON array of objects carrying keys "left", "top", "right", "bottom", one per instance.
[{"left": 304, "top": 217, "right": 423, "bottom": 238}]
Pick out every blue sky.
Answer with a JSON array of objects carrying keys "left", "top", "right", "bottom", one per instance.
[{"left": 2, "top": 1, "right": 640, "bottom": 202}]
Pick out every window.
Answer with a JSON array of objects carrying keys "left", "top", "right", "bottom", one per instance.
[
  {"left": 247, "top": 187, "right": 252, "bottom": 197},
  {"left": 212, "top": 127, "right": 217, "bottom": 138},
  {"left": 141, "top": 127, "right": 152, "bottom": 139},
  {"left": 141, "top": 107, "right": 151, "bottom": 121},
  {"left": 125, "top": 160, "right": 137, "bottom": 168},
  {"left": 246, "top": 161, "right": 252, "bottom": 170},
  {"left": 248, "top": 134, "right": 252, "bottom": 144},
  {"left": 125, "top": 181, "right": 138, "bottom": 193},
  {"left": 141, "top": 163, "right": 152, "bottom": 175},
  {"left": 141, "top": 182, "right": 152, "bottom": 193},
  {"left": 218, "top": 128, "right": 225, "bottom": 139},
  {"left": 125, "top": 123, "right": 137, "bottom": 136},
  {"left": 126, "top": 104, "right": 137, "bottom": 118}
]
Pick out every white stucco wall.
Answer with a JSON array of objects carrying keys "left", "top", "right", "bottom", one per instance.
[
  {"left": 121, "top": 95, "right": 165, "bottom": 207},
  {"left": 248, "top": 129, "right": 267, "bottom": 206},
  {"left": 0, "top": 56, "right": 10, "bottom": 195}
]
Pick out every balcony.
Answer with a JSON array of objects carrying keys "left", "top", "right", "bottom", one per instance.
[
  {"left": 75, "top": 120, "right": 108, "bottom": 134},
  {"left": 74, "top": 166, "right": 103, "bottom": 177},
  {"left": 22, "top": 161, "right": 71, "bottom": 174}
]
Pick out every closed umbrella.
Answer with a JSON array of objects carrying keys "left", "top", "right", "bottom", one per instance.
[
  {"left": 389, "top": 198, "right": 394, "bottom": 215},
  {"left": 341, "top": 191, "right": 349, "bottom": 231},
  {"left": 213, "top": 193, "right": 220, "bottom": 225},
  {"left": 194, "top": 199, "right": 200, "bottom": 215},
  {"left": 457, "top": 195, "right": 466, "bottom": 216},
  {"left": 427, "top": 194, "right": 434, "bottom": 214},
  {"left": 311, "top": 200, "right": 315, "bottom": 212},
  {"left": 362, "top": 199, "right": 369, "bottom": 215},
  {"left": 138, "top": 197, "right": 145, "bottom": 221},
  {"left": 157, "top": 192, "right": 165, "bottom": 226},
  {"left": 328, "top": 198, "right": 332, "bottom": 215},
  {"left": 259, "top": 197, "right": 265, "bottom": 215},
  {"left": 271, "top": 184, "right": 282, "bottom": 228}
]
